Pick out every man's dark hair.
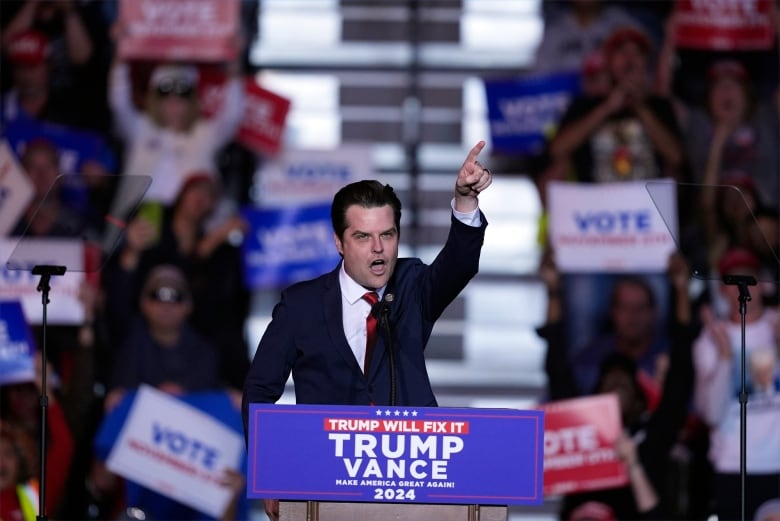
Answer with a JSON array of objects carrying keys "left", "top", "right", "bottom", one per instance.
[{"left": 331, "top": 180, "right": 402, "bottom": 240}]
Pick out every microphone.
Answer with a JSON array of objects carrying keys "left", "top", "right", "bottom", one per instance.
[
  {"left": 371, "top": 293, "right": 393, "bottom": 320},
  {"left": 370, "top": 293, "right": 397, "bottom": 405}
]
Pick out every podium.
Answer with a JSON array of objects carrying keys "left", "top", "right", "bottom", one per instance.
[
  {"left": 247, "top": 404, "right": 544, "bottom": 520},
  {"left": 279, "top": 501, "right": 507, "bottom": 520}
]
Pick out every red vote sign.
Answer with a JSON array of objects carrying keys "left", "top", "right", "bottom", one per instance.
[
  {"left": 199, "top": 70, "right": 291, "bottom": 157},
  {"left": 673, "top": 0, "right": 776, "bottom": 51},
  {"left": 236, "top": 79, "right": 291, "bottom": 156},
  {"left": 538, "top": 394, "right": 628, "bottom": 496},
  {"left": 118, "top": 0, "right": 240, "bottom": 62}
]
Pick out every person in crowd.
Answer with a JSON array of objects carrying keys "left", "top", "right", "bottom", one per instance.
[
  {"left": 11, "top": 138, "right": 89, "bottom": 237},
  {"left": 242, "top": 141, "right": 492, "bottom": 520},
  {"left": 690, "top": 61, "right": 778, "bottom": 207},
  {"left": 533, "top": 0, "right": 641, "bottom": 76},
  {"left": 542, "top": 24, "right": 684, "bottom": 355},
  {"left": 107, "top": 42, "right": 244, "bottom": 208},
  {"left": 560, "top": 359, "right": 664, "bottom": 521},
  {"left": 540, "top": 252, "right": 681, "bottom": 406},
  {"left": 89, "top": 263, "right": 245, "bottom": 521},
  {"left": 8, "top": 135, "right": 104, "bottom": 441},
  {"left": 5, "top": 135, "right": 111, "bottom": 519},
  {"left": 693, "top": 247, "right": 780, "bottom": 521},
  {"left": 656, "top": 9, "right": 780, "bottom": 210},
  {"left": 558, "top": 347, "right": 695, "bottom": 520},
  {"left": 540, "top": 250, "right": 695, "bottom": 402},
  {"left": 531, "top": 48, "right": 608, "bottom": 252},
  {"left": 1, "top": 22, "right": 115, "bottom": 227},
  {"left": 688, "top": 172, "right": 780, "bottom": 329},
  {"left": 1, "top": 0, "right": 112, "bottom": 133},
  {"left": 662, "top": 58, "right": 780, "bottom": 287},
  {"left": 2, "top": 0, "right": 93, "bottom": 83},
  {"left": 699, "top": 174, "right": 763, "bottom": 278},
  {"left": 541, "top": 250, "right": 698, "bottom": 519},
  {"left": 655, "top": 14, "right": 780, "bottom": 274},
  {"left": 4, "top": 85, "right": 112, "bottom": 240},
  {"left": 0, "top": 428, "right": 39, "bottom": 521},
  {"left": 0, "top": 354, "right": 75, "bottom": 519},
  {"left": 548, "top": 25, "right": 684, "bottom": 182},
  {"left": 104, "top": 173, "right": 251, "bottom": 391},
  {"left": 1, "top": 29, "right": 81, "bottom": 129},
  {"left": 105, "top": 263, "right": 222, "bottom": 408}
]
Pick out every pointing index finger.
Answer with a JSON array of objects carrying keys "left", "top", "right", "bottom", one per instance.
[{"left": 465, "top": 140, "right": 486, "bottom": 164}]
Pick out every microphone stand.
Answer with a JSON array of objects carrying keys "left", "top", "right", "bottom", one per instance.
[
  {"left": 31, "top": 264, "right": 66, "bottom": 521},
  {"left": 379, "top": 294, "right": 396, "bottom": 406},
  {"left": 722, "top": 273, "right": 756, "bottom": 521}
]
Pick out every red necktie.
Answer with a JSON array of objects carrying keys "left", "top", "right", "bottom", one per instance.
[{"left": 362, "top": 291, "right": 379, "bottom": 374}]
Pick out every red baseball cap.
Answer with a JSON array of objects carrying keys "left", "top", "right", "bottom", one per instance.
[
  {"left": 6, "top": 29, "right": 49, "bottom": 66},
  {"left": 708, "top": 60, "right": 748, "bottom": 83},
  {"left": 603, "top": 26, "right": 653, "bottom": 57},
  {"left": 569, "top": 501, "right": 616, "bottom": 521},
  {"left": 718, "top": 247, "right": 760, "bottom": 275},
  {"left": 721, "top": 172, "right": 757, "bottom": 198},
  {"left": 179, "top": 172, "right": 217, "bottom": 193}
]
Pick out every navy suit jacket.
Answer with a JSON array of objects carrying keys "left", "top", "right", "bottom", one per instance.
[{"left": 242, "top": 213, "right": 487, "bottom": 432}]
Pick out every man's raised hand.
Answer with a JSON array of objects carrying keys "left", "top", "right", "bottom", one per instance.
[{"left": 455, "top": 140, "right": 492, "bottom": 212}]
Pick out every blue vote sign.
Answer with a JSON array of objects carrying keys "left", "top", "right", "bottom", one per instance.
[
  {"left": 0, "top": 300, "right": 36, "bottom": 385},
  {"left": 484, "top": 72, "right": 581, "bottom": 155},
  {"left": 247, "top": 404, "right": 545, "bottom": 505},
  {"left": 240, "top": 203, "right": 341, "bottom": 290}
]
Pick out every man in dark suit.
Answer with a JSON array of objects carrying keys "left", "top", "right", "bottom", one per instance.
[
  {"left": 242, "top": 140, "right": 491, "bottom": 519},
  {"left": 243, "top": 139, "right": 490, "bottom": 402}
]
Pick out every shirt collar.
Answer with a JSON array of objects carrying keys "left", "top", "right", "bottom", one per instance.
[{"left": 339, "top": 262, "right": 385, "bottom": 305}]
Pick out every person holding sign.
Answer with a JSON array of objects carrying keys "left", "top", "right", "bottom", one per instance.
[
  {"left": 242, "top": 141, "right": 492, "bottom": 519},
  {"left": 107, "top": 19, "right": 245, "bottom": 208},
  {"left": 89, "top": 263, "right": 246, "bottom": 520},
  {"left": 539, "top": 250, "right": 700, "bottom": 519},
  {"left": 103, "top": 173, "right": 251, "bottom": 392},
  {"left": 548, "top": 25, "right": 684, "bottom": 183},
  {"left": 542, "top": 25, "right": 684, "bottom": 357}
]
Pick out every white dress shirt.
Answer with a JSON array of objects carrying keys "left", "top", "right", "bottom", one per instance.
[{"left": 339, "top": 201, "right": 480, "bottom": 367}]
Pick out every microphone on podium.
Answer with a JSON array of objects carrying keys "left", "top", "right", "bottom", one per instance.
[
  {"left": 371, "top": 293, "right": 397, "bottom": 405},
  {"left": 371, "top": 292, "right": 394, "bottom": 320}
]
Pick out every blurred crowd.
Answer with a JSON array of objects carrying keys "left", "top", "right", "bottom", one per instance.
[
  {"left": 1, "top": 0, "right": 256, "bottom": 519},
  {"left": 0, "top": 1, "right": 779, "bottom": 520},
  {"left": 531, "top": 1, "right": 780, "bottom": 521}
]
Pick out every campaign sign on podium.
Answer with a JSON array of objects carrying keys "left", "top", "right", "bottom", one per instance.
[{"left": 247, "top": 404, "right": 545, "bottom": 505}]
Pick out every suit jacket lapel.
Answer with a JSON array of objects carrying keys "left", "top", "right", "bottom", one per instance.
[{"left": 323, "top": 266, "right": 364, "bottom": 373}]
